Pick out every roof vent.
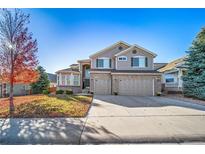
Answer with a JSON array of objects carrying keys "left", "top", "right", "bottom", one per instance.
[
  {"left": 132, "top": 50, "right": 137, "bottom": 54},
  {"left": 118, "top": 46, "right": 123, "bottom": 50}
]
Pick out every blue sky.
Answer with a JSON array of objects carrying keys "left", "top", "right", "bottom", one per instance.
[{"left": 24, "top": 9, "right": 205, "bottom": 73}]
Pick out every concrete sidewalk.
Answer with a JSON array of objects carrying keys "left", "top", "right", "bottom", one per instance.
[{"left": 0, "top": 118, "right": 86, "bottom": 144}]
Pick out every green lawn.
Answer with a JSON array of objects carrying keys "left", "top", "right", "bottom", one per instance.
[{"left": 0, "top": 95, "right": 93, "bottom": 118}]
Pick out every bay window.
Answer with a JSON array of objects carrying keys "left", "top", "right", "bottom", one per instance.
[
  {"left": 58, "top": 73, "right": 80, "bottom": 86},
  {"left": 73, "top": 75, "right": 80, "bottom": 86}
]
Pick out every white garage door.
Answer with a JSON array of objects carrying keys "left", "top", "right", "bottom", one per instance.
[
  {"left": 118, "top": 76, "right": 154, "bottom": 96},
  {"left": 94, "top": 78, "right": 111, "bottom": 95}
]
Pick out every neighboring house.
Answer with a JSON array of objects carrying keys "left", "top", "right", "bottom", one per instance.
[
  {"left": 47, "top": 73, "right": 57, "bottom": 87},
  {"left": 55, "top": 64, "right": 81, "bottom": 93},
  {"left": 57, "top": 41, "right": 162, "bottom": 96},
  {"left": 154, "top": 63, "right": 168, "bottom": 70},
  {"left": 159, "top": 57, "right": 187, "bottom": 93},
  {"left": 0, "top": 82, "right": 31, "bottom": 98}
]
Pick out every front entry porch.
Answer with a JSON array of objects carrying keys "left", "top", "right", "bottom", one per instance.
[{"left": 78, "top": 59, "right": 91, "bottom": 93}]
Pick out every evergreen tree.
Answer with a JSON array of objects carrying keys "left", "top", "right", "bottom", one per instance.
[
  {"left": 31, "top": 66, "right": 50, "bottom": 94},
  {"left": 183, "top": 27, "right": 205, "bottom": 99}
]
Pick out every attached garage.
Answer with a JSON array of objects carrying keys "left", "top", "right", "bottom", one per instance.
[
  {"left": 90, "top": 73, "right": 111, "bottom": 95},
  {"left": 112, "top": 72, "right": 162, "bottom": 96},
  {"left": 90, "top": 71, "right": 161, "bottom": 96},
  {"left": 117, "top": 76, "right": 154, "bottom": 96}
]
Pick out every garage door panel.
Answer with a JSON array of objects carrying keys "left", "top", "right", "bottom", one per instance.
[
  {"left": 118, "top": 76, "right": 153, "bottom": 96},
  {"left": 94, "top": 78, "right": 111, "bottom": 95}
]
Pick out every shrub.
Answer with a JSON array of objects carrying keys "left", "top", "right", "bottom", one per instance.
[
  {"left": 114, "top": 92, "right": 118, "bottom": 95},
  {"left": 42, "top": 89, "right": 50, "bottom": 95},
  {"left": 156, "top": 92, "right": 161, "bottom": 96},
  {"left": 56, "top": 90, "right": 64, "bottom": 94},
  {"left": 66, "top": 90, "right": 73, "bottom": 95}
]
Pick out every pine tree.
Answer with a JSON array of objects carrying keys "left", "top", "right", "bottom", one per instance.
[
  {"left": 31, "top": 66, "right": 50, "bottom": 94},
  {"left": 183, "top": 27, "right": 205, "bottom": 99}
]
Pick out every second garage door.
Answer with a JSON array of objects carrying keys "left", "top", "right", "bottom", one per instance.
[{"left": 118, "top": 76, "right": 154, "bottom": 96}]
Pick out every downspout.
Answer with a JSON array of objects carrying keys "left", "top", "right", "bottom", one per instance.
[{"left": 111, "top": 73, "right": 113, "bottom": 95}]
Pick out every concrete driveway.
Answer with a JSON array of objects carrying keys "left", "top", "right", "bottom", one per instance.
[
  {"left": 80, "top": 95, "right": 205, "bottom": 144},
  {"left": 1, "top": 95, "right": 205, "bottom": 144}
]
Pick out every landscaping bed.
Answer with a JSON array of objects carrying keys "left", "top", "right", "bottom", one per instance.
[
  {"left": 165, "top": 94, "right": 205, "bottom": 106},
  {"left": 0, "top": 94, "right": 93, "bottom": 118}
]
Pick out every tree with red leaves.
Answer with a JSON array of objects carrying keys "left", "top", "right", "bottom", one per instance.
[{"left": 0, "top": 9, "right": 39, "bottom": 114}]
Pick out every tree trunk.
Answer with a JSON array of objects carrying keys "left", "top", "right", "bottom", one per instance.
[
  {"left": 9, "top": 49, "right": 15, "bottom": 114},
  {"left": 9, "top": 79, "right": 14, "bottom": 113}
]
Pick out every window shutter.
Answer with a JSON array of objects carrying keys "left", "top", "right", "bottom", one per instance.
[
  {"left": 145, "top": 57, "right": 148, "bottom": 67},
  {"left": 131, "top": 57, "right": 133, "bottom": 66},
  {"left": 109, "top": 59, "right": 112, "bottom": 68},
  {"left": 96, "top": 59, "right": 98, "bottom": 68}
]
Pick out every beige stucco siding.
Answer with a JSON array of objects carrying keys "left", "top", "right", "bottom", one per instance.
[
  {"left": 91, "top": 44, "right": 129, "bottom": 69},
  {"left": 116, "top": 47, "right": 154, "bottom": 70}
]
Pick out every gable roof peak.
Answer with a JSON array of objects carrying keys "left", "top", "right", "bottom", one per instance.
[
  {"left": 89, "top": 41, "right": 131, "bottom": 58},
  {"left": 115, "top": 44, "right": 157, "bottom": 57}
]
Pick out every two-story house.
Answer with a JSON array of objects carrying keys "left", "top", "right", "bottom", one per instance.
[{"left": 56, "top": 41, "right": 162, "bottom": 96}]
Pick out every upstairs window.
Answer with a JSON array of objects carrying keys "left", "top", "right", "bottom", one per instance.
[
  {"left": 131, "top": 56, "right": 148, "bottom": 67},
  {"left": 118, "top": 56, "right": 127, "bottom": 61},
  {"left": 96, "top": 58, "right": 111, "bottom": 68}
]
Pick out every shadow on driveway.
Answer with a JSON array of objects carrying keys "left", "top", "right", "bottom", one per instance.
[{"left": 93, "top": 95, "right": 205, "bottom": 112}]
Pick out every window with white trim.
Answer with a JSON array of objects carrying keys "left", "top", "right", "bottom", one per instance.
[
  {"left": 165, "top": 78, "right": 174, "bottom": 83},
  {"left": 131, "top": 56, "right": 148, "bottom": 68},
  {"left": 61, "top": 75, "right": 65, "bottom": 85},
  {"left": 66, "top": 75, "right": 70, "bottom": 85},
  {"left": 73, "top": 75, "right": 80, "bottom": 86},
  {"left": 96, "top": 58, "right": 111, "bottom": 68},
  {"left": 165, "top": 74, "right": 176, "bottom": 83},
  {"left": 57, "top": 75, "right": 60, "bottom": 85},
  {"left": 118, "top": 56, "right": 127, "bottom": 61}
]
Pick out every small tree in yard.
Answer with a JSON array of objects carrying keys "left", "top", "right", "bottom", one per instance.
[
  {"left": 31, "top": 66, "right": 50, "bottom": 94},
  {"left": 0, "top": 9, "right": 39, "bottom": 114},
  {"left": 183, "top": 27, "right": 205, "bottom": 99}
]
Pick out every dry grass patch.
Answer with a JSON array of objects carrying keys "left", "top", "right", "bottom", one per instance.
[{"left": 0, "top": 95, "right": 92, "bottom": 118}]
